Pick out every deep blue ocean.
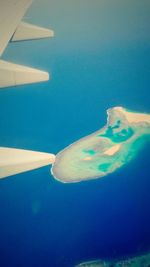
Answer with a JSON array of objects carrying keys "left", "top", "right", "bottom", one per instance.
[{"left": 0, "top": 1, "right": 150, "bottom": 266}]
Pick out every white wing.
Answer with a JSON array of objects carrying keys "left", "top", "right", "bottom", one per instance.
[
  {"left": 0, "top": 0, "right": 32, "bottom": 57},
  {"left": 0, "top": 147, "right": 55, "bottom": 179},
  {"left": 0, "top": 0, "right": 54, "bottom": 88}
]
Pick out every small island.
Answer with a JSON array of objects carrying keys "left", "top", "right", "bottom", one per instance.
[{"left": 51, "top": 107, "right": 150, "bottom": 183}]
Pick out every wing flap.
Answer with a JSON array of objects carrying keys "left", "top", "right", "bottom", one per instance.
[{"left": 12, "top": 22, "right": 54, "bottom": 41}]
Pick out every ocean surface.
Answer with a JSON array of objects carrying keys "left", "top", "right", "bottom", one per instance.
[{"left": 0, "top": 0, "right": 150, "bottom": 266}]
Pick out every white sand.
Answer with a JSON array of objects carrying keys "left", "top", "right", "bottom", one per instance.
[
  {"left": 104, "top": 144, "right": 121, "bottom": 156},
  {"left": 114, "top": 107, "right": 150, "bottom": 124}
]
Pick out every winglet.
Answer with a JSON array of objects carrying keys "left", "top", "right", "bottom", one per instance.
[
  {"left": 12, "top": 22, "right": 54, "bottom": 42},
  {"left": 0, "top": 60, "right": 49, "bottom": 88},
  {"left": 0, "top": 147, "right": 55, "bottom": 179}
]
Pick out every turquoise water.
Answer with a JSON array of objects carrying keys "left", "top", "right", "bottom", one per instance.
[{"left": 0, "top": 0, "right": 150, "bottom": 266}]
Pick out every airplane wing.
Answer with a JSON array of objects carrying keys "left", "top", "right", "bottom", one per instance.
[
  {"left": 0, "top": 0, "right": 54, "bottom": 88},
  {"left": 0, "top": 0, "right": 32, "bottom": 57},
  {"left": 0, "top": 147, "right": 55, "bottom": 179}
]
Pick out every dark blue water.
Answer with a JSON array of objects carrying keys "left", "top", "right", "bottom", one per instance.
[{"left": 0, "top": 1, "right": 150, "bottom": 266}]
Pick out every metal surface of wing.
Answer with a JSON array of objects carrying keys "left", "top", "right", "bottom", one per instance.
[
  {"left": 0, "top": 147, "right": 55, "bottom": 179},
  {"left": 0, "top": 0, "right": 54, "bottom": 88},
  {"left": 0, "top": 60, "right": 49, "bottom": 88},
  {"left": 12, "top": 22, "right": 54, "bottom": 41},
  {"left": 0, "top": 0, "right": 32, "bottom": 56}
]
